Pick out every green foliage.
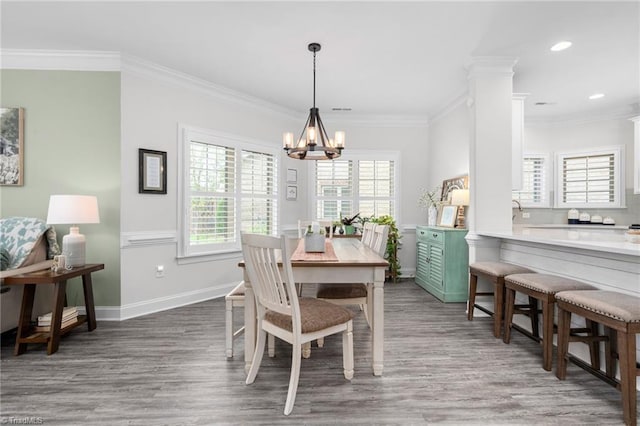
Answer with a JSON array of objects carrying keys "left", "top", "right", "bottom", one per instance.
[
  {"left": 341, "top": 212, "right": 360, "bottom": 226},
  {"left": 369, "top": 215, "right": 401, "bottom": 282}
]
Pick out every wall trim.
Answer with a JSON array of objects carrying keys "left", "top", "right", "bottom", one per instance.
[
  {"left": 429, "top": 91, "right": 468, "bottom": 125},
  {"left": 121, "top": 231, "right": 178, "bottom": 248}
]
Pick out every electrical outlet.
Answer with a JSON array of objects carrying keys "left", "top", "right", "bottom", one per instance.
[
  {"left": 156, "top": 265, "right": 165, "bottom": 278},
  {"left": 522, "top": 212, "right": 530, "bottom": 219}
]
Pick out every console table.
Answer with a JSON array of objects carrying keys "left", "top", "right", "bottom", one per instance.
[{"left": 3, "top": 263, "right": 104, "bottom": 355}]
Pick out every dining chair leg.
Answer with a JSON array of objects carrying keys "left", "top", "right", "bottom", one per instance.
[
  {"left": 268, "top": 333, "right": 275, "bottom": 357},
  {"left": 225, "top": 298, "right": 233, "bottom": 358},
  {"left": 302, "top": 342, "right": 311, "bottom": 358},
  {"left": 343, "top": 320, "right": 354, "bottom": 380},
  {"left": 284, "top": 340, "right": 302, "bottom": 416},
  {"left": 247, "top": 329, "right": 267, "bottom": 385}
]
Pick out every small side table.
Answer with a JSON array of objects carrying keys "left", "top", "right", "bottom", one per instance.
[{"left": 3, "top": 263, "right": 104, "bottom": 355}]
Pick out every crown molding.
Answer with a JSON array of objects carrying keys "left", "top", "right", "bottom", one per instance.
[
  {"left": 429, "top": 90, "right": 468, "bottom": 125},
  {"left": 321, "top": 112, "right": 428, "bottom": 128},
  {"left": 0, "top": 48, "right": 121, "bottom": 71},
  {"left": 525, "top": 102, "right": 640, "bottom": 127},
  {"left": 119, "top": 54, "right": 297, "bottom": 119}
]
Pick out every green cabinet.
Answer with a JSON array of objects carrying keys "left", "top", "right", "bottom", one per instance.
[{"left": 415, "top": 226, "right": 469, "bottom": 302}]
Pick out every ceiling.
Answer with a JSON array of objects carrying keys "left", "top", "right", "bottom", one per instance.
[{"left": 1, "top": 1, "right": 639, "bottom": 122}]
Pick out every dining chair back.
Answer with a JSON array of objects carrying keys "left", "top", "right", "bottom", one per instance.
[
  {"left": 370, "top": 224, "right": 390, "bottom": 257},
  {"left": 241, "top": 233, "right": 354, "bottom": 415},
  {"left": 361, "top": 222, "right": 376, "bottom": 246}
]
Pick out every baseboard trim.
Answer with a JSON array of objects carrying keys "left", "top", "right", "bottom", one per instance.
[{"left": 83, "top": 282, "right": 239, "bottom": 321}]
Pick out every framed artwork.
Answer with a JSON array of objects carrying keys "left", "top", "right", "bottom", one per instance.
[
  {"left": 139, "top": 148, "right": 167, "bottom": 194},
  {"left": 286, "top": 185, "right": 297, "bottom": 201},
  {"left": 287, "top": 168, "right": 298, "bottom": 183},
  {"left": 441, "top": 174, "right": 469, "bottom": 203},
  {"left": 439, "top": 205, "right": 458, "bottom": 228},
  {"left": 0, "top": 107, "right": 25, "bottom": 186}
]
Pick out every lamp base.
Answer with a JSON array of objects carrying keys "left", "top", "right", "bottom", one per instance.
[
  {"left": 455, "top": 207, "right": 467, "bottom": 229},
  {"left": 62, "top": 227, "right": 86, "bottom": 267}
]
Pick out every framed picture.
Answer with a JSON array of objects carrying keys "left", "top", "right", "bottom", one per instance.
[
  {"left": 441, "top": 174, "right": 469, "bottom": 203},
  {"left": 287, "top": 168, "right": 297, "bottom": 183},
  {"left": 286, "top": 185, "right": 297, "bottom": 201},
  {"left": 139, "top": 148, "right": 167, "bottom": 194},
  {"left": 0, "top": 107, "right": 25, "bottom": 186},
  {"left": 439, "top": 205, "right": 458, "bottom": 228}
]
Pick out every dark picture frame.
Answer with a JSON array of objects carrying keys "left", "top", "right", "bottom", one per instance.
[
  {"left": 441, "top": 174, "right": 469, "bottom": 203},
  {"left": 0, "top": 107, "right": 25, "bottom": 186},
  {"left": 139, "top": 148, "right": 167, "bottom": 194}
]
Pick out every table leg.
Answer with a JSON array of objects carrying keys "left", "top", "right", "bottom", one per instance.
[
  {"left": 244, "top": 279, "right": 256, "bottom": 375},
  {"left": 14, "top": 284, "right": 36, "bottom": 356},
  {"left": 372, "top": 271, "right": 385, "bottom": 376},
  {"left": 47, "top": 281, "right": 67, "bottom": 355},
  {"left": 82, "top": 272, "right": 97, "bottom": 331}
]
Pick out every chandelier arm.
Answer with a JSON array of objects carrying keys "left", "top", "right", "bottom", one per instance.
[
  {"left": 297, "top": 113, "right": 312, "bottom": 148},
  {"left": 316, "top": 114, "right": 331, "bottom": 148}
]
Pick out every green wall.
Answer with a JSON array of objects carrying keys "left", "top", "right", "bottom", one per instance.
[{"left": 0, "top": 70, "right": 121, "bottom": 306}]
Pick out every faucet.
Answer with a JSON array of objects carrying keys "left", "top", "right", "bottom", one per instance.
[{"left": 512, "top": 199, "right": 522, "bottom": 221}]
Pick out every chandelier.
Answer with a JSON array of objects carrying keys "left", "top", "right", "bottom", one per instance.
[{"left": 283, "top": 43, "right": 345, "bottom": 160}]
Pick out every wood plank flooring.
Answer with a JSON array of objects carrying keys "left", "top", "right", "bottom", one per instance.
[{"left": 0, "top": 281, "right": 630, "bottom": 425}]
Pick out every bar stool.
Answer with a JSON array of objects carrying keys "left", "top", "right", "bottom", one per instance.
[
  {"left": 467, "top": 261, "right": 535, "bottom": 338},
  {"left": 503, "top": 273, "right": 598, "bottom": 371},
  {"left": 556, "top": 290, "right": 640, "bottom": 426}
]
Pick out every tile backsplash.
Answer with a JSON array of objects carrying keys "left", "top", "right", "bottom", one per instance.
[{"left": 512, "top": 189, "right": 640, "bottom": 226}]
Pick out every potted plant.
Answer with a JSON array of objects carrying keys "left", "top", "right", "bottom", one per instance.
[
  {"left": 418, "top": 186, "right": 441, "bottom": 226},
  {"left": 370, "top": 215, "right": 401, "bottom": 282},
  {"left": 341, "top": 213, "right": 360, "bottom": 235}
]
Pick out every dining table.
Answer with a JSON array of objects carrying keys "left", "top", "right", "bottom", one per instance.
[{"left": 239, "top": 236, "right": 389, "bottom": 376}]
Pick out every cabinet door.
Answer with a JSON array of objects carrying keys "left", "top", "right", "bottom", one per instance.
[
  {"left": 416, "top": 241, "right": 429, "bottom": 285},
  {"left": 427, "top": 243, "right": 444, "bottom": 289}
]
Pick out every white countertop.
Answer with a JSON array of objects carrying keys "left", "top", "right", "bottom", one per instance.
[{"left": 478, "top": 225, "right": 640, "bottom": 257}]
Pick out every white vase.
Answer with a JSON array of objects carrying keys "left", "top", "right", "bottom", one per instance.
[{"left": 428, "top": 206, "right": 438, "bottom": 226}]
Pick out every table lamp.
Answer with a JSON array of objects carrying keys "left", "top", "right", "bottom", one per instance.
[
  {"left": 46, "top": 195, "right": 100, "bottom": 268},
  {"left": 450, "top": 189, "right": 470, "bottom": 229}
]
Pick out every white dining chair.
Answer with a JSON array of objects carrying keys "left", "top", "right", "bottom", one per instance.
[
  {"left": 360, "top": 222, "right": 376, "bottom": 246},
  {"left": 241, "top": 233, "right": 354, "bottom": 416}
]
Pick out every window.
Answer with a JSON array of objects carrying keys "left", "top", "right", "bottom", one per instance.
[
  {"left": 512, "top": 154, "right": 550, "bottom": 208},
  {"left": 179, "top": 126, "right": 278, "bottom": 257},
  {"left": 555, "top": 146, "right": 625, "bottom": 209},
  {"left": 311, "top": 151, "right": 399, "bottom": 221}
]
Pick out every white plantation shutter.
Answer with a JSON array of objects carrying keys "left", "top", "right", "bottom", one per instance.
[
  {"left": 512, "top": 154, "right": 549, "bottom": 207},
  {"left": 312, "top": 152, "right": 399, "bottom": 222},
  {"left": 189, "top": 142, "right": 236, "bottom": 249},
  {"left": 315, "top": 160, "right": 353, "bottom": 219},
  {"left": 358, "top": 160, "right": 395, "bottom": 217},
  {"left": 180, "top": 126, "right": 279, "bottom": 257},
  {"left": 555, "top": 147, "right": 624, "bottom": 208},
  {"left": 241, "top": 150, "right": 277, "bottom": 235}
]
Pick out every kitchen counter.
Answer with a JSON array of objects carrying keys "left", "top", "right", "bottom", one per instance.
[{"left": 479, "top": 225, "right": 640, "bottom": 257}]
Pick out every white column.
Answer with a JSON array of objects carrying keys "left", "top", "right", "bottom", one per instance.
[
  {"left": 512, "top": 93, "right": 528, "bottom": 191},
  {"left": 631, "top": 115, "right": 640, "bottom": 194},
  {"left": 466, "top": 57, "right": 518, "bottom": 264}
]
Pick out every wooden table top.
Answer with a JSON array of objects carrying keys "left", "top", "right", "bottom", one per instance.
[
  {"left": 239, "top": 238, "right": 388, "bottom": 268},
  {"left": 3, "top": 263, "right": 105, "bottom": 285}
]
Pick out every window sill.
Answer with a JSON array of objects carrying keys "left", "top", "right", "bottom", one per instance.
[{"left": 177, "top": 249, "right": 242, "bottom": 265}]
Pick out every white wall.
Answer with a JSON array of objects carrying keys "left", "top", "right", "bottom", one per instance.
[
  {"left": 427, "top": 102, "right": 470, "bottom": 189},
  {"left": 119, "top": 63, "right": 300, "bottom": 314},
  {"left": 516, "top": 116, "right": 639, "bottom": 226}
]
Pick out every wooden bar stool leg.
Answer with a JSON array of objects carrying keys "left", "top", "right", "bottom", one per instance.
[
  {"left": 605, "top": 327, "right": 616, "bottom": 379},
  {"left": 617, "top": 329, "right": 637, "bottom": 426},
  {"left": 467, "top": 273, "right": 478, "bottom": 321},
  {"left": 529, "top": 296, "right": 539, "bottom": 338},
  {"left": 503, "top": 287, "right": 516, "bottom": 344},
  {"left": 542, "top": 299, "right": 554, "bottom": 371},
  {"left": 493, "top": 278, "right": 504, "bottom": 339},
  {"left": 555, "top": 306, "right": 571, "bottom": 380},
  {"left": 585, "top": 319, "right": 600, "bottom": 370}
]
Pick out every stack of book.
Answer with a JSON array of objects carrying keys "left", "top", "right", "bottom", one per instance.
[{"left": 34, "top": 306, "right": 78, "bottom": 332}]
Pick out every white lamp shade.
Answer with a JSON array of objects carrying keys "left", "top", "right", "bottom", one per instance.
[
  {"left": 46, "top": 195, "right": 100, "bottom": 225},
  {"left": 450, "top": 189, "right": 470, "bottom": 206}
]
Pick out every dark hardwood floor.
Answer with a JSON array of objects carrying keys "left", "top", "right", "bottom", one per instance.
[{"left": 0, "top": 280, "right": 628, "bottom": 425}]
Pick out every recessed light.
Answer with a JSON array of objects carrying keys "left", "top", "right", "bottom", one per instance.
[
  {"left": 588, "top": 93, "right": 605, "bottom": 100},
  {"left": 550, "top": 41, "right": 572, "bottom": 52}
]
